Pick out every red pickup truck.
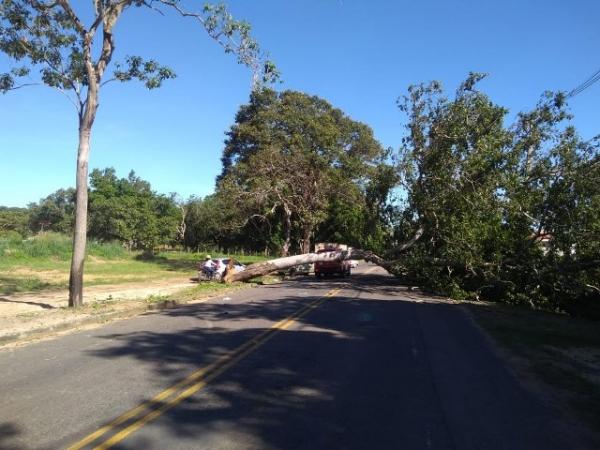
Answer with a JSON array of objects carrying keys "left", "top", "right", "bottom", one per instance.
[{"left": 314, "top": 245, "right": 351, "bottom": 277}]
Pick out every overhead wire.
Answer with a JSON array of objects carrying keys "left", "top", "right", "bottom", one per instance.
[{"left": 567, "top": 67, "right": 600, "bottom": 98}]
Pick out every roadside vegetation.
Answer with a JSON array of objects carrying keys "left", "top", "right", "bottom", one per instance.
[
  {"left": 0, "top": 232, "right": 267, "bottom": 296},
  {"left": 0, "top": 0, "right": 278, "bottom": 307},
  {"left": 0, "top": 76, "right": 597, "bottom": 318}
]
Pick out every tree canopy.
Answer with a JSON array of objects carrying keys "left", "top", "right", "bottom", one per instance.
[
  {"left": 393, "top": 73, "right": 599, "bottom": 315},
  {"left": 28, "top": 188, "right": 75, "bottom": 234},
  {"left": 0, "top": 206, "right": 30, "bottom": 236},
  {"left": 2, "top": 168, "right": 183, "bottom": 251},
  {"left": 88, "top": 168, "right": 180, "bottom": 250},
  {"left": 217, "top": 88, "right": 393, "bottom": 255},
  {"left": 216, "top": 74, "right": 598, "bottom": 318}
]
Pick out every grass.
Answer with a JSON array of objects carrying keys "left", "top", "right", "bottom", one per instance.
[
  {"left": 465, "top": 301, "right": 600, "bottom": 441},
  {"left": 0, "top": 233, "right": 269, "bottom": 295},
  {"left": 0, "top": 232, "right": 126, "bottom": 261}
]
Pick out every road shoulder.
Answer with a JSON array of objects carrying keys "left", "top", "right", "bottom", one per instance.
[{"left": 0, "top": 281, "right": 253, "bottom": 349}]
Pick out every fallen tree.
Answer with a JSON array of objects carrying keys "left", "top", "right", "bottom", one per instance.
[
  {"left": 222, "top": 227, "right": 424, "bottom": 283},
  {"left": 222, "top": 249, "right": 389, "bottom": 283}
]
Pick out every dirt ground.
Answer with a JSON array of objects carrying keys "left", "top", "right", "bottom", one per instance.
[
  {"left": 0, "top": 276, "right": 195, "bottom": 315},
  {"left": 0, "top": 276, "right": 199, "bottom": 344}
]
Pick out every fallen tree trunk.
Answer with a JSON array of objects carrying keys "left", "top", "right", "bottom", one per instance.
[
  {"left": 222, "top": 227, "right": 425, "bottom": 283},
  {"left": 223, "top": 249, "right": 393, "bottom": 283}
]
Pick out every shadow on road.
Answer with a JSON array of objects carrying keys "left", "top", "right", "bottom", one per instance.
[
  {"left": 0, "top": 422, "right": 22, "bottom": 450},
  {"left": 79, "top": 270, "right": 590, "bottom": 450}
]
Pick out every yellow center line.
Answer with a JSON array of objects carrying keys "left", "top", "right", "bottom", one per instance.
[{"left": 66, "top": 287, "right": 341, "bottom": 450}]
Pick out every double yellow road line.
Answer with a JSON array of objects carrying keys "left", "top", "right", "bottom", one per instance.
[{"left": 67, "top": 287, "right": 342, "bottom": 450}]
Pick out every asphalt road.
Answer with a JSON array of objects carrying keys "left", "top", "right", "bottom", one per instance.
[{"left": 0, "top": 265, "right": 590, "bottom": 450}]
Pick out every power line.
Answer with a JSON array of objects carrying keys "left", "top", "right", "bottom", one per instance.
[
  {"left": 567, "top": 67, "right": 600, "bottom": 98},
  {"left": 568, "top": 68, "right": 600, "bottom": 97}
]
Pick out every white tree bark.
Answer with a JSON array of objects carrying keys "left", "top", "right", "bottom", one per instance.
[
  {"left": 223, "top": 249, "right": 392, "bottom": 283},
  {"left": 222, "top": 227, "right": 425, "bottom": 284},
  {"left": 68, "top": 125, "right": 93, "bottom": 307}
]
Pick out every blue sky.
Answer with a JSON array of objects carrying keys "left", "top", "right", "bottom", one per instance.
[{"left": 1, "top": 0, "right": 598, "bottom": 207}]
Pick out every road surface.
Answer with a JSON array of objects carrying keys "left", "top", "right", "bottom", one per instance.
[{"left": 0, "top": 265, "right": 589, "bottom": 449}]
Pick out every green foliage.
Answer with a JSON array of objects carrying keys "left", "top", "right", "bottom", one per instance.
[
  {"left": 216, "top": 88, "right": 388, "bottom": 255},
  {"left": 113, "top": 55, "right": 176, "bottom": 89},
  {"left": 0, "top": 230, "right": 23, "bottom": 255},
  {"left": 4, "top": 232, "right": 73, "bottom": 260},
  {"left": 0, "top": 1, "right": 276, "bottom": 94},
  {"left": 87, "top": 240, "right": 128, "bottom": 259},
  {"left": 0, "top": 0, "right": 81, "bottom": 93},
  {"left": 395, "top": 73, "right": 600, "bottom": 316},
  {"left": 88, "top": 168, "right": 180, "bottom": 250},
  {"left": 182, "top": 195, "right": 226, "bottom": 251},
  {"left": 1, "top": 169, "right": 183, "bottom": 252},
  {"left": 314, "top": 181, "right": 395, "bottom": 255},
  {"left": 0, "top": 206, "right": 30, "bottom": 236},
  {"left": 28, "top": 188, "right": 75, "bottom": 234}
]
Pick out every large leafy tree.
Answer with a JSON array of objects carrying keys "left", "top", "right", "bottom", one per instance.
[
  {"left": 218, "top": 75, "right": 597, "bottom": 318},
  {"left": 0, "top": 0, "right": 277, "bottom": 306},
  {"left": 315, "top": 156, "right": 399, "bottom": 255},
  {"left": 28, "top": 187, "right": 75, "bottom": 233},
  {"left": 181, "top": 194, "right": 272, "bottom": 254},
  {"left": 218, "top": 89, "right": 385, "bottom": 255},
  {"left": 503, "top": 93, "right": 600, "bottom": 312},
  {"left": 396, "top": 73, "right": 599, "bottom": 314},
  {"left": 396, "top": 74, "right": 511, "bottom": 283},
  {"left": 88, "top": 168, "right": 180, "bottom": 250}
]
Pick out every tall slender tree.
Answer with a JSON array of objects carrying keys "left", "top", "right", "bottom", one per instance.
[{"left": 1, "top": 0, "right": 277, "bottom": 306}]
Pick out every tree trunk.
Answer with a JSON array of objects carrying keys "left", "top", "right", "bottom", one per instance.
[
  {"left": 281, "top": 204, "right": 292, "bottom": 256},
  {"left": 300, "top": 225, "right": 312, "bottom": 254},
  {"left": 176, "top": 204, "right": 187, "bottom": 243},
  {"left": 223, "top": 249, "right": 391, "bottom": 283},
  {"left": 222, "top": 227, "right": 426, "bottom": 284},
  {"left": 68, "top": 43, "right": 99, "bottom": 307},
  {"left": 68, "top": 126, "right": 92, "bottom": 307},
  {"left": 66, "top": 17, "right": 111, "bottom": 307}
]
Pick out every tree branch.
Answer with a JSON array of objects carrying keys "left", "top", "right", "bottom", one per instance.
[{"left": 55, "top": 0, "right": 86, "bottom": 35}]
